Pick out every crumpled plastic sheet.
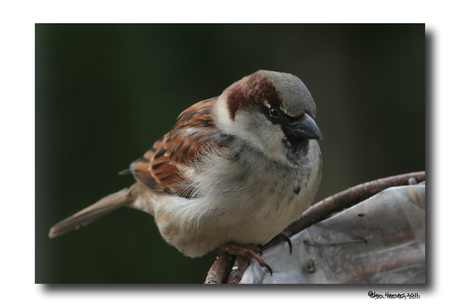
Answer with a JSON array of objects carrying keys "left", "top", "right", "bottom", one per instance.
[{"left": 240, "top": 185, "right": 425, "bottom": 284}]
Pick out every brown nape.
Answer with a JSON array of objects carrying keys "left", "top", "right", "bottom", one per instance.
[{"left": 226, "top": 74, "right": 283, "bottom": 120}]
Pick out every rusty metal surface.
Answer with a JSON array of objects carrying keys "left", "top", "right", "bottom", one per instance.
[{"left": 239, "top": 185, "right": 425, "bottom": 284}]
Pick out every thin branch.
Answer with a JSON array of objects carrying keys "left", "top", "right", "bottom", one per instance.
[
  {"left": 204, "top": 253, "right": 235, "bottom": 284},
  {"left": 204, "top": 171, "right": 425, "bottom": 284}
]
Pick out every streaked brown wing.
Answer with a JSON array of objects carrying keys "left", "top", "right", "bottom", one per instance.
[
  {"left": 129, "top": 98, "right": 219, "bottom": 197},
  {"left": 130, "top": 141, "right": 165, "bottom": 192}
]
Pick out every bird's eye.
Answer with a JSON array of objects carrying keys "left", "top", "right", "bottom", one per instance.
[{"left": 269, "top": 106, "right": 281, "bottom": 118}]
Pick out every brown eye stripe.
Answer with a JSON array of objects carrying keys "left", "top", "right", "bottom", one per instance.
[{"left": 226, "top": 74, "right": 282, "bottom": 120}]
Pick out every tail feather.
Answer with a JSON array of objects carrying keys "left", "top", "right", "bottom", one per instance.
[{"left": 49, "top": 184, "right": 136, "bottom": 238}]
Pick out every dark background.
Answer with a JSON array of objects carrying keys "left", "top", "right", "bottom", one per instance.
[{"left": 36, "top": 24, "right": 425, "bottom": 284}]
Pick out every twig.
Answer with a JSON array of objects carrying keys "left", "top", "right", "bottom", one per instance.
[
  {"left": 266, "top": 171, "right": 426, "bottom": 249},
  {"left": 203, "top": 171, "right": 425, "bottom": 284},
  {"left": 227, "top": 256, "right": 251, "bottom": 284},
  {"left": 204, "top": 253, "right": 235, "bottom": 284}
]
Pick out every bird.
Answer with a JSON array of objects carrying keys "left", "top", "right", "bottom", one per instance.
[{"left": 49, "top": 70, "right": 323, "bottom": 274}]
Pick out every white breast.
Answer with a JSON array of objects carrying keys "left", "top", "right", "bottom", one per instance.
[{"left": 146, "top": 140, "right": 321, "bottom": 258}]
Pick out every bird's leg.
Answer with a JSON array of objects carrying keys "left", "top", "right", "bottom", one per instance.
[
  {"left": 219, "top": 242, "right": 273, "bottom": 275},
  {"left": 278, "top": 231, "right": 293, "bottom": 255}
]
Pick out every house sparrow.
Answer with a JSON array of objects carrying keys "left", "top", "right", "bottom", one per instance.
[{"left": 49, "top": 70, "right": 322, "bottom": 273}]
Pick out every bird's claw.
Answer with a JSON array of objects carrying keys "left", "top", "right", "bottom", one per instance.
[{"left": 219, "top": 242, "right": 273, "bottom": 275}]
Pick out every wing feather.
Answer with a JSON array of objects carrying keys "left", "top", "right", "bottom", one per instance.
[{"left": 128, "top": 98, "right": 220, "bottom": 197}]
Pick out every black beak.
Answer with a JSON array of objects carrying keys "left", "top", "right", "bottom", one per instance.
[{"left": 285, "top": 113, "right": 323, "bottom": 141}]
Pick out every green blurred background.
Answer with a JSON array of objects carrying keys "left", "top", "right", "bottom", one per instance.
[{"left": 36, "top": 24, "right": 425, "bottom": 284}]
